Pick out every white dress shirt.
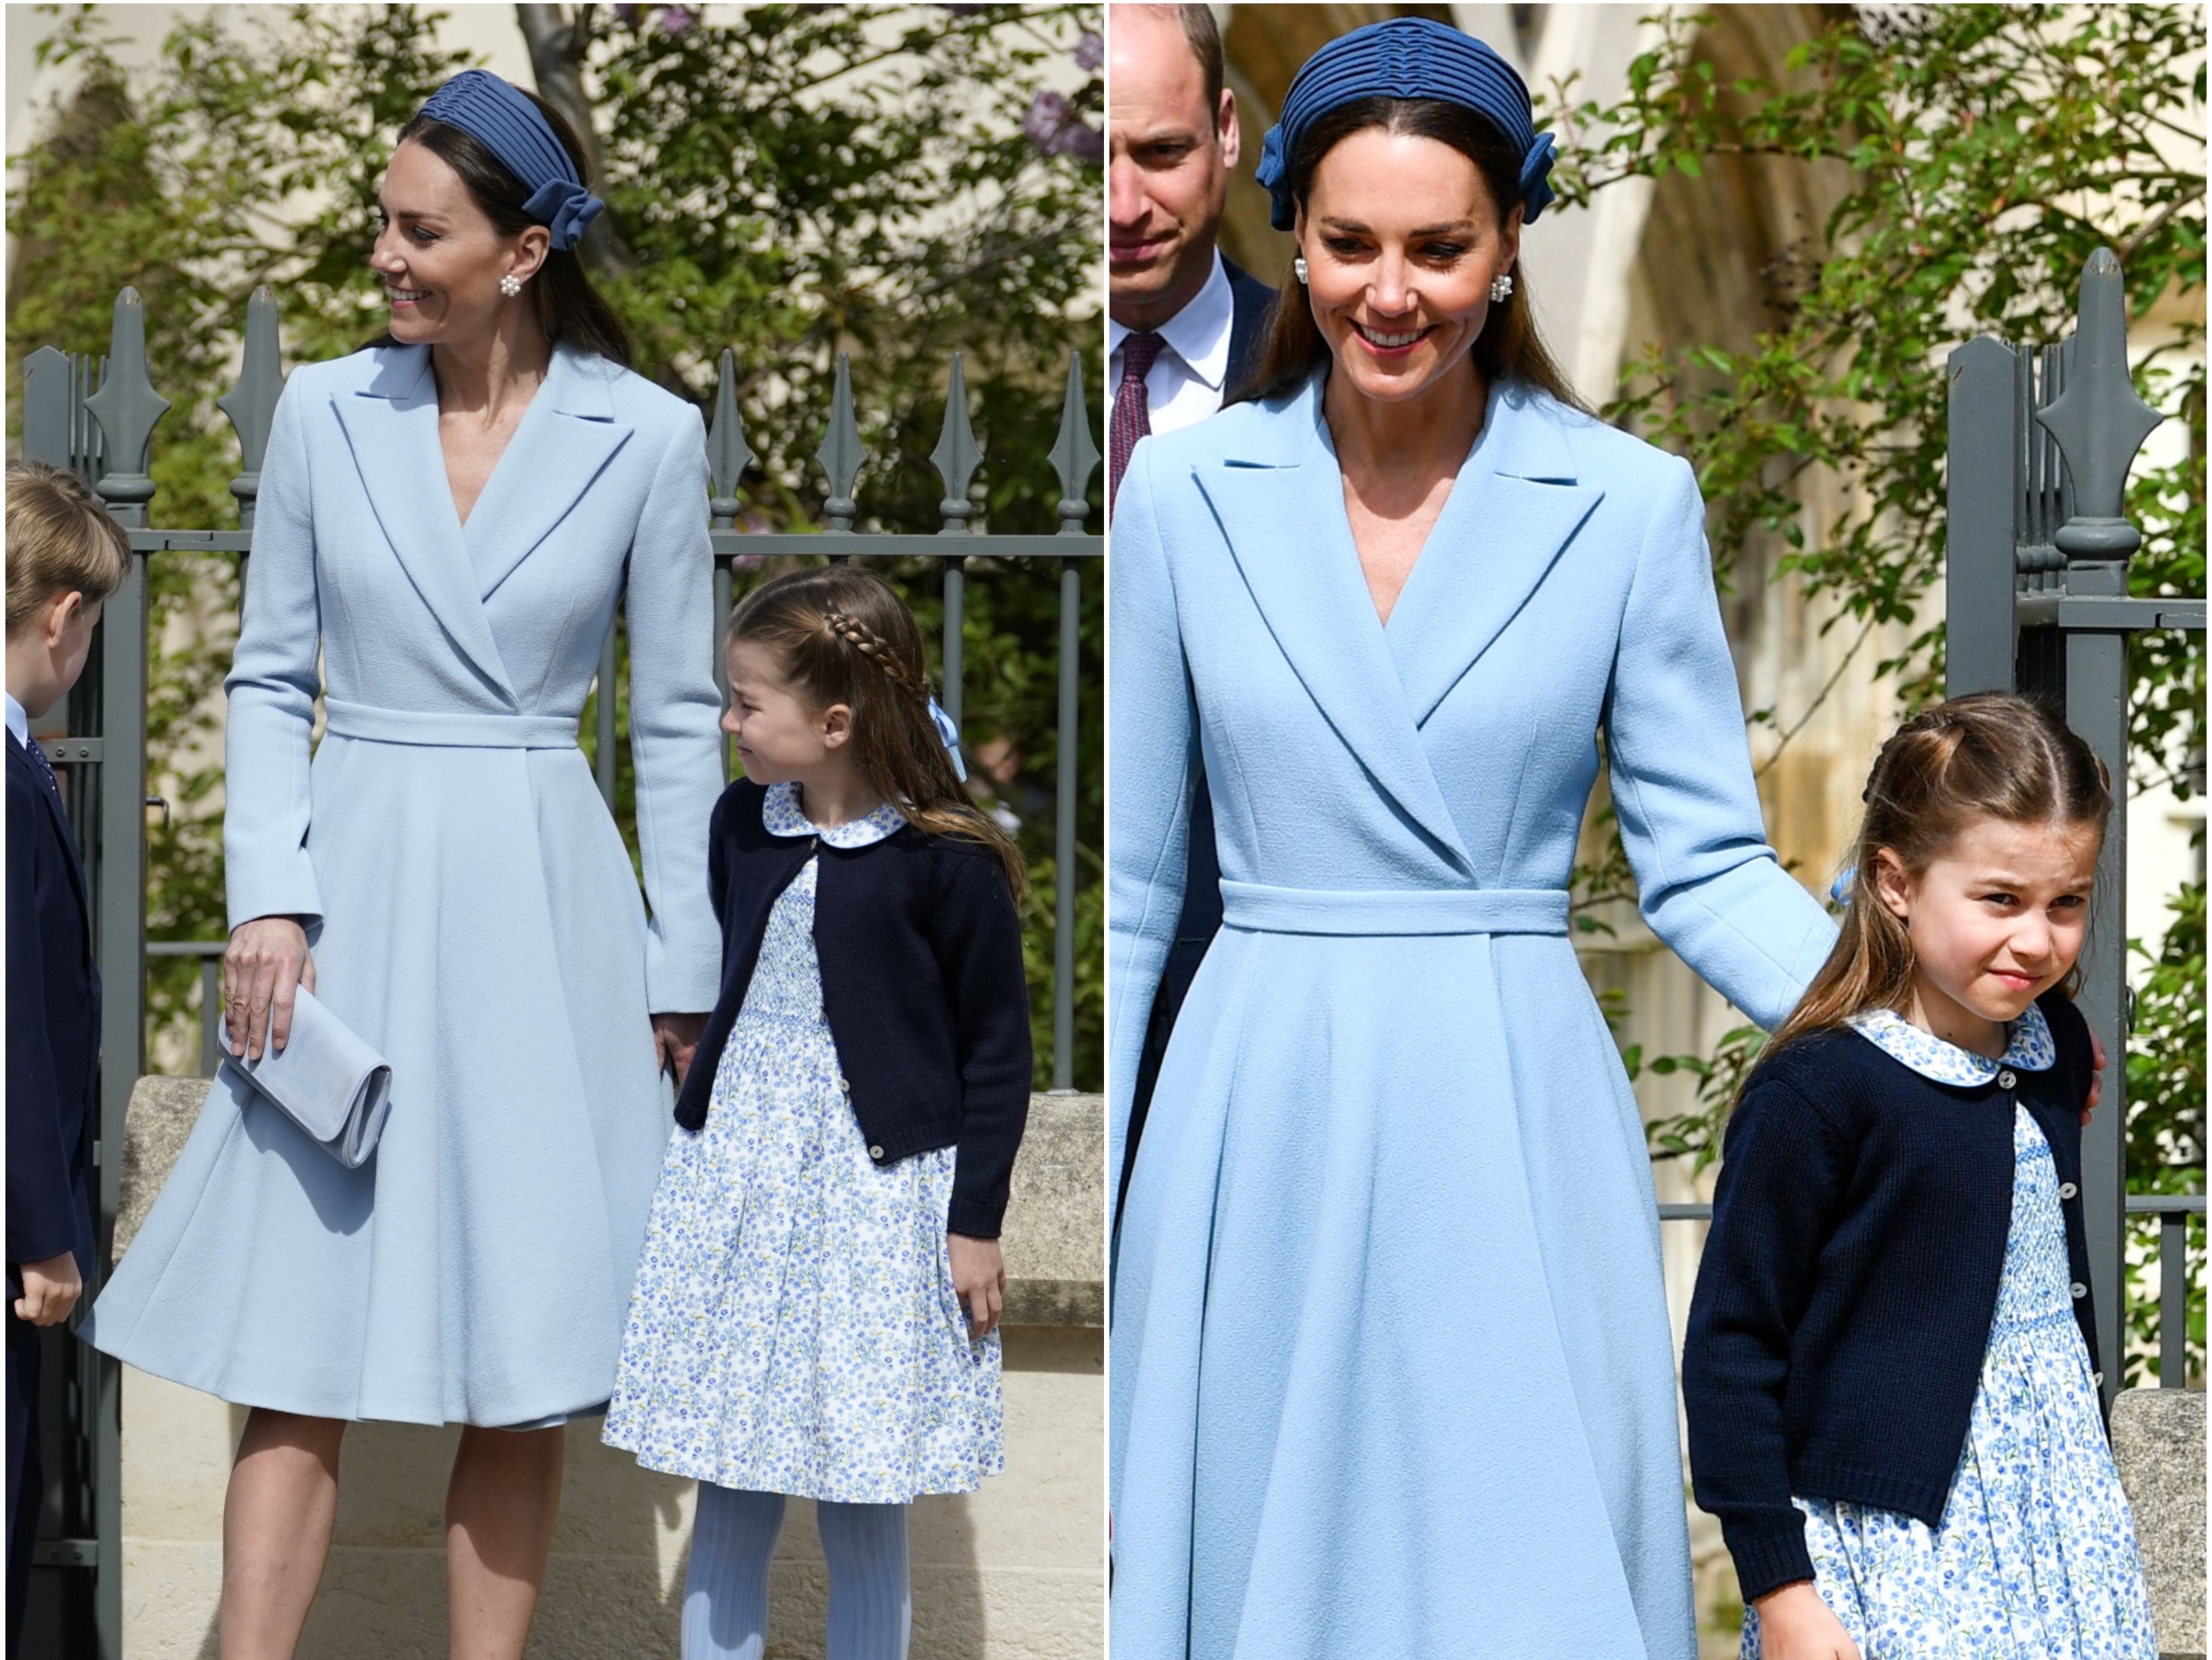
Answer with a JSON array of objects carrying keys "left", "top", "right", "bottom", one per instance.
[
  {"left": 5, "top": 691, "right": 28, "bottom": 748},
  {"left": 1109, "top": 249, "right": 1237, "bottom": 436}
]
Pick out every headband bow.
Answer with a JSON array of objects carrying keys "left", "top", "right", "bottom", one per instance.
[
  {"left": 1254, "top": 18, "right": 1557, "bottom": 232},
  {"left": 416, "top": 70, "right": 606, "bottom": 251}
]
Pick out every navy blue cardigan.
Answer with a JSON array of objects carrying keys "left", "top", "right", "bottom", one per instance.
[
  {"left": 1682, "top": 992, "right": 2100, "bottom": 1603},
  {"left": 673, "top": 780, "right": 1031, "bottom": 1238}
]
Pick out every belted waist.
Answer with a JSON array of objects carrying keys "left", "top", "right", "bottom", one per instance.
[
  {"left": 1218, "top": 880, "right": 1571, "bottom": 937},
  {"left": 322, "top": 699, "right": 579, "bottom": 750}
]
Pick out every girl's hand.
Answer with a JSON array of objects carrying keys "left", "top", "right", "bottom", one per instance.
[
  {"left": 652, "top": 1012, "right": 709, "bottom": 1087},
  {"left": 13, "top": 1253, "right": 82, "bottom": 1327},
  {"left": 224, "top": 916, "right": 315, "bottom": 1061},
  {"left": 1754, "top": 1582, "right": 1860, "bottom": 1660},
  {"left": 948, "top": 1233, "right": 1005, "bottom": 1341}
]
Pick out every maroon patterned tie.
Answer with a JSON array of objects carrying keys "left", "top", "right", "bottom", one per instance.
[{"left": 1109, "top": 331, "right": 1167, "bottom": 517}]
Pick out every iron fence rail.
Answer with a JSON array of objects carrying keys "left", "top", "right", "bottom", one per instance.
[{"left": 20, "top": 283, "right": 1100, "bottom": 1659}]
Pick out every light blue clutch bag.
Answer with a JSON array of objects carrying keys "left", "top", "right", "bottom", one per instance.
[{"left": 220, "top": 986, "right": 393, "bottom": 1168}]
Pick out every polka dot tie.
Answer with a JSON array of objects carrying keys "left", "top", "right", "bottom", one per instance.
[{"left": 1109, "top": 331, "right": 1166, "bottom": 518}]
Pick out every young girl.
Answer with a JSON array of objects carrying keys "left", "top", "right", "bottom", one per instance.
[
  {"left": 603, "top": 566, "right": 1031, "bottom": 1660},
  {"left": 1684, "top": 692, "right": 2158, "bottom": 1660}
]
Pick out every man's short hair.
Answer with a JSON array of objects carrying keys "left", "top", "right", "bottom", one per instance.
[
  {"left": 1173, "top": 3, "right": 1225, "bottom": 115},
  {"left": 5, "top": 460, "right": 130, "bottom": 636}
]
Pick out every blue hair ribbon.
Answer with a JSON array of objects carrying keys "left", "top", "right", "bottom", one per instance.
[
  {"left": 928, "top": 697, "right": 968, "bottom": 782},
  {"left": 416, "top": 70, "right": 605, "bottom": 251},
  {"left": 1253, "top": 18, "right": 1557, "bottom": 232}
]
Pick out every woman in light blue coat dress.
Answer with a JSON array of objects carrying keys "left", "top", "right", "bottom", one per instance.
[
  {"left": 1108, "top": 23, "right": 1836, "bottom": 1658},
  {"left": 88, "top": 75, "right": 723, "bottom": 1656}
]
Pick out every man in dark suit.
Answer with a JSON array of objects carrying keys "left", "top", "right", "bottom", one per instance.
[
  {"left": 6, "top": 460, "right": 127, "bottom": 1653},
  {"left": 1107, "top": 4, "right": 1276, "bottom": 1228}
]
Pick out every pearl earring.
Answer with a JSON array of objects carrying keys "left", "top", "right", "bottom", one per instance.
[
  {"left": 1292, "top": 256, "right": 1309, "bottom": 285},
  {"left": 1490, "top": 272, "right": 1514, "bottom": 303},
  {"left": 499, "top": 274, "right": 523, "bottom": 298}
]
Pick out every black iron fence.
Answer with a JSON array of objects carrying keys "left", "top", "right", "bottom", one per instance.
[{"left": 18, "top": 283, "right": 1100, "bottom": 1655}]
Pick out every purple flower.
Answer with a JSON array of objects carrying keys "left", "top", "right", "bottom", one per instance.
[
  {"left": 1021, "top": 89, "right": 1072, "bottom": 148},
  {"left": 1058, "top": 121, "right": 1103, "bottom": 164},
  {"left": 1075, "top": 29, "right": 1103, "bottom": 70},
  {"left": 661, "top": 5, "right": 697, "bottom": 34}
]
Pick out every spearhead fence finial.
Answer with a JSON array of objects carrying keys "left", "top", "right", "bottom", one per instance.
[
  {"left": 816, "top": 352, "right": 867, "bottom": 533},
  {"left": 1050, "top": 350, "right": 1099, "bottom": 535},
  {"left": 2036, "top": 247, "right": 2162, "bottom": 562},
  {"left": 930, "top": 352, "right": 984, "bottom": 535},
  {"left": 217, "top": 287, "right": 285, "bottom": 531},
  {"left": 83, "top": 287, "right": 171, "bottom": 528},
  {"left": 708, "top": 348, "right": 752, "bottom": 531}
]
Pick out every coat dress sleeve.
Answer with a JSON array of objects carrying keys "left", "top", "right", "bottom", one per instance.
[
  {"left": 1602, "top": 454, "right": 1837, "bottom": 1030},
  {"left": 7, "top": 763, "right": 79, "bottom": 1269},
  {"left": 223, "top": 377, "right": 326, "bottom": 929},
  {"left": 933, "top": 850, "right": 1034, "bottom": 1238},
  {"left": 1105, "top": 439, "right": 1197, "bottom": 1230},
  {"left": 621, "top": 405, "right": 728, "bottom": 1015},
  {"left": 1681, "top": 1069, "right": 1853, "bottom": 1603}
]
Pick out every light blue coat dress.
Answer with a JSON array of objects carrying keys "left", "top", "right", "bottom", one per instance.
[
  {"left": 1109, "top": 374, "right": 1836, "bottom": 1658},
  {"left": 89, "top": 343, "right": 726, "bottom": 1428}
]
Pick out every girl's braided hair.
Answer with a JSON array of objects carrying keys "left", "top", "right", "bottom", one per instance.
[
  {"left": 728, "top": 565, "right": 1027, "bottom": 897},
  {"left": 1758, "top": 691, "right": 2110, "bottom": 1072}
]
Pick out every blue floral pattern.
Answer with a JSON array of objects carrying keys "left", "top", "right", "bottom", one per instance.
[
  {"left": 1846, "top": 1002, "right": 2057, "bottom": 1085},
  {"left": 1740, "top": 1015, "right": 2154, "bottom": 1659},
  {"left": 602, "top": 785, "right": 1003, "bottom": 1503}
]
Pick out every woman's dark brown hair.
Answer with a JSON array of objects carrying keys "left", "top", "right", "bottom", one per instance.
[
  {"left": 1761, "top": 691, "right": 2112, "bottom": 1069},
  {"left": 730, "top": 565, "right": 1027, "bottom": 899},
  {"left": 366, "top": 89, "right": 633, "bottom": 365},
  {"left": 1234, "top": 96, "right": 1581, "bottom": 411}
]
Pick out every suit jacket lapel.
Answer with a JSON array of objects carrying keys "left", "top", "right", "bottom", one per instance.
[
  {"left": 331, "top": 347, "right": 514, "bottom": 700},
  {"left": 464, "top": 347, "right": 634, "bottom": 600},
  {"left": 12, "top": 740, "right": 91, "bottom": 946},
  {"left": 1385, "top": 386, "right": 1604, "bottom": 726},
  {"left": 1195, "top": 384, "right": 1473, "bottom": 872}
]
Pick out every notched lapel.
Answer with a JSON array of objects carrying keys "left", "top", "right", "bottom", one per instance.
[
  {"left": 1196, "top": 451, "right": 1473, "bottom": 873},
  {"left": 331, "top": 348, "right": 514, "bottom": 700},
  {"left": 466, "top": 349, "right": 634, "bottom": 600},
  {"left": 1387, "top": 472, "right": 1602, "bottom": 726}
]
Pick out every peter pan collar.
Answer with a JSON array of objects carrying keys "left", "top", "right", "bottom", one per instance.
[
  {"left": 1846, "top": 1001, "right": 2057, "bottom": 1085},
  {"left": 761, "top": 780, "right": 906, "bottom": 849}
]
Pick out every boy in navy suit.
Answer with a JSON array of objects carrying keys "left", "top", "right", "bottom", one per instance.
[{"left": 6, "top": 460, "right": 129, "bottom": 1651}]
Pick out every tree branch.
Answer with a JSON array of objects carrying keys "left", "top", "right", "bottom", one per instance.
[{"left": 516, "top": 2, "right": 640, "bottom": 279}]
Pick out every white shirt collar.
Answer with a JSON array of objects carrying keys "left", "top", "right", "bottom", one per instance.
[
  {"left": 1109, "top": 249, "right": 1234, "bottom": 392},
  {"left": 4, "top": 694, "right": 28, "bottom": 749},
  {"left": 1846, "top": 1001, "right": 2057, "bottom": 1085},
  {"left": 760, "top": 780, "right": 906, "bottom": 849}
]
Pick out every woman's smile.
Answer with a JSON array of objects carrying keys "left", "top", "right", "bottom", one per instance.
[{"left": 1349, "top": 318, "right": 1435, "bottom": 357}]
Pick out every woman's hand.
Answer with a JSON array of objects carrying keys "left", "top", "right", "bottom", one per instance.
[
  {"left": 2083, "top": 1027, "right": 2106, "bottom": 1127},
  {"left": 224, "top": 916, "right": 315, "bottom": 1061},
  {"left": 948, "top": 1233, "right": 1005, "bottom": 1341},
  {"left": 1754, "top": 1582, "right": 1860, "bottom": 1660},
  {"left": 12, "top": 1253, "right": 82, "bottom": 1327},
  {"left": 652, "top": 1012, "right": 709, "bottom": 1087}
]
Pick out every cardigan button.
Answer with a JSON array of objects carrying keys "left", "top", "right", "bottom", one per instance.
[
  {"left": 1997, "top": 1069, "right": 2018, "bottom": 1089},
  {"left": 2071, "top": 1281, "right": 2088, "bottom": 1299},
  {"left": 838, "top": 1077, "right": 851, "bottom": 1095},
  {"left": 867, "top": 1144, "right": 885, "bottom": 1160},
  {"left": 2093, "top": 1370, "right": 2104, "bottom": 1387},
  {"left": 2059, "top": 1181, "right": 2078, "bottom": 1200}
]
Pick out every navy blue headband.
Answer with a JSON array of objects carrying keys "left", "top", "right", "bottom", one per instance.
[
  {"left": 1254, "top": 18, "right": 1557, "bottom": 232},
  {"left": 415, "top": 70, "right": 605, "bottom": 251}
]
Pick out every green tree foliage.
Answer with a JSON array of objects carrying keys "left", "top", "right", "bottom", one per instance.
[
  {"left": 9, "top": 3, "right": 1103, "bottom": 1089},
  {"left": 1542, "top": 7, "right": 2203, "bottom": 1378}
]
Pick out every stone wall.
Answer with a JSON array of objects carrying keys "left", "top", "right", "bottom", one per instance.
[{"left": 111, "top": 1078, "right": 1103, "bottom": 1659}]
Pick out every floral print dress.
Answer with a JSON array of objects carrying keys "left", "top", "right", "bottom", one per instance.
[
  {"left": 1739, "top": 1005, "right": 2156, "bottom": 1660},
  {"left": 602, "top": 782, "right": 1004, "bottom": 1503}
]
